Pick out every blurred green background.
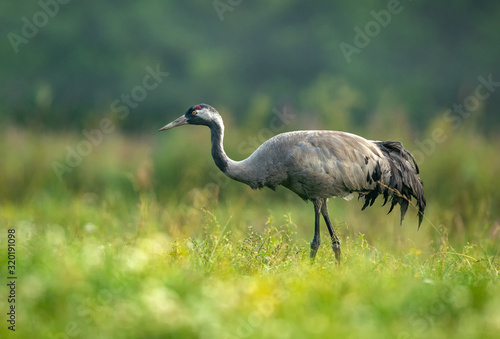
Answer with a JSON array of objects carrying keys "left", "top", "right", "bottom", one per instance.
[
  {"left": 1, "top": 1, "right": 500, "bottom": 338},
  {"left": 1, "top": 1, "right": 500, "bottom": 131}
]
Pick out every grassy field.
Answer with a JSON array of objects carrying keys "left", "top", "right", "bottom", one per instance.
[{"left": 1, "top": 124, "right": 499, "bottom": 338}]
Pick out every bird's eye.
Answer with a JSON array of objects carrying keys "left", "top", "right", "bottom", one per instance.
[{"left": 192, "top": 110, "right": 197, "bottom": 115}]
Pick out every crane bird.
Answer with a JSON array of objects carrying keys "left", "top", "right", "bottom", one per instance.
[{"left": 159, "top": 104, "right": 426, "bottom": 263}]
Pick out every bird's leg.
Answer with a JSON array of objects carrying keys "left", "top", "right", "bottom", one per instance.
[
  {"left": 321, "top": 203, "right": 341, "bottom": 265},
  {"left": 310, "top": 200, "right": 322, "bottom": 261}
]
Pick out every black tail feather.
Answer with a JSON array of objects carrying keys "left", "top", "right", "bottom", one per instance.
[{"left": 359, "top": 141, "right": 426, "bottom": 228}]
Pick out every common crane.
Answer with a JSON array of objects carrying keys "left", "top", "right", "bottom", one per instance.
[{"left": 159, "top": 104, "right": 426, "bottom": 263}]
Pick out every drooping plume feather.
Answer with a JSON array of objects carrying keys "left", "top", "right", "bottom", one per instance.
[{"left": 359, "top": 141, "right": 426, "bottom": 227}]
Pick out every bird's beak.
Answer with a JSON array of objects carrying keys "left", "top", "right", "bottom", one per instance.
[{"left": 159, "top": 115, "right": 189, "bottom": 131}]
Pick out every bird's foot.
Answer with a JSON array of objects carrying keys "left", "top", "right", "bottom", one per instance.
[
  {"left": 310, "top": 240, "right": 320, "bottom": 262},
  {"left": 309, "top": 250, "right": 317, "bottom": 263},
  {"left": 332, "top": 241, "right": 341, "bottom": 265}
]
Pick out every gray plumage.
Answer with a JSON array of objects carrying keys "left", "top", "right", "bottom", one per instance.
[{"left": 160, "top": 104, "right": 426, "bottom": 263}]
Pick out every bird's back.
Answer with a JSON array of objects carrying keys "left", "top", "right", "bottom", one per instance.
[{"left": 245, "top": 131, "right": 382, "bottom": 198}]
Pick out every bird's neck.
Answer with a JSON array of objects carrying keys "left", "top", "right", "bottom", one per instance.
[
  {"left": 209, "top": 117, "right": 257, "bottom": 186},
  {"left": 210, "top": 120, "right": 232, "bottom": 174}
]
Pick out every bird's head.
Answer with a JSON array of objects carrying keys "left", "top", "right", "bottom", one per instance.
[{"left": 159, "top": 104, "right": 221, "bottom": 131}]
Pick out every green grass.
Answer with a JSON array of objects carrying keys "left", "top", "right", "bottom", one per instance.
[{"left": 0, "top": 126, "right": 499, "bottom": 338}]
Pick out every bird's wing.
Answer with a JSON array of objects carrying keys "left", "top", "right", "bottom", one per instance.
[{"left": 283, "top": 131, "right": 384, "bottom": 198}]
